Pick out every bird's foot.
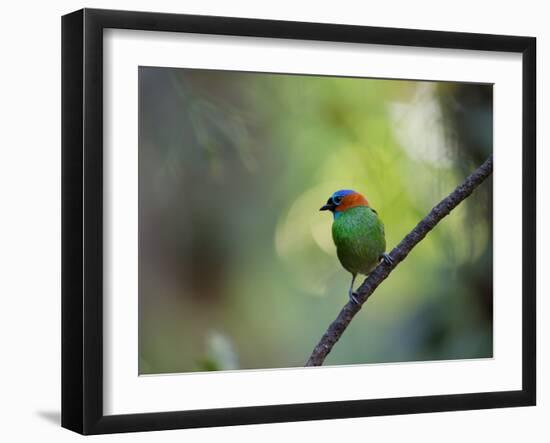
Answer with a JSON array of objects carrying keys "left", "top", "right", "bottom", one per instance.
[
  {"left": 379, "top": 252, "right": 394, "bottom": 266},
  {"left": 348, "top": 291, "right": 360, "bottom": 305}
]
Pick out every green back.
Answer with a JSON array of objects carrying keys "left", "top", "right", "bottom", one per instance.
[{"left": 332, "top": 206, "right": 386, "bottom": 276}]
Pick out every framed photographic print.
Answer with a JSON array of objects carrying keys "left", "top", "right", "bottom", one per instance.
[{"left": 61, "top": 8, "right": 536, "bottom": 435}]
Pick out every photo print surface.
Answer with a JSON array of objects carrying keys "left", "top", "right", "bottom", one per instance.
[{"left": 138, "top": 66, "right": 493, "bottom": 375}]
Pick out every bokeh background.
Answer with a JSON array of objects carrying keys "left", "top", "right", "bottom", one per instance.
[{"left": 138, "top": 67, "right": 493, "bottom": 374}]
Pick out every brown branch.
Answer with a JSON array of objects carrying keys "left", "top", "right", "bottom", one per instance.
[{"left": 305, "top": 155, "right": 494, "bottom": 367}]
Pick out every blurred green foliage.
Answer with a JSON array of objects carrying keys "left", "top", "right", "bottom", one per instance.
[{"left": 138, "top": 67, "right": 492, "bottom": 374}]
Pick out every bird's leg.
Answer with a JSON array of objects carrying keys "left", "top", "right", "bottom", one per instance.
[
  {"left": 379, "top": 252, "right": 394, "bottom": 266},
  {"left": 348, "top": 274, "right": 360, "bottom": 305}
]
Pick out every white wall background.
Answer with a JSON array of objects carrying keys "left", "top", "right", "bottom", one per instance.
[{"left": 0, "top": 1, "right": 545, "bottom": 441}]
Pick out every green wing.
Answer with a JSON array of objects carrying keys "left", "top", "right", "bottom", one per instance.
[{"left": 332, "top": 206, "right": 386, "bottom": 275}]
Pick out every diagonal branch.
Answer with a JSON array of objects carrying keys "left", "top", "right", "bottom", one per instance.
[{"left": 305, "top": 155, "right": 494, "bottom": 367}]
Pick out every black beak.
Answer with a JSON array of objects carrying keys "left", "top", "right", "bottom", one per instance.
[{"left": 320, "top": 199, "right": 336, "bottom": 212}]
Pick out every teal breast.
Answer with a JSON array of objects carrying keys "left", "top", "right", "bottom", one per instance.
[{"left": 331, "top": 206, "right": 386, "bottom": 276}]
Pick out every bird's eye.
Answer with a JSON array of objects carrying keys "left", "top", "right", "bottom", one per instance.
[{"left": 332, "top": 196, "right": 342, "bottom": 205}]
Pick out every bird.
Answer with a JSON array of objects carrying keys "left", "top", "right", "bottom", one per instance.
[{"left": 320, "top": 189, "right": 393, "bottom": 304}]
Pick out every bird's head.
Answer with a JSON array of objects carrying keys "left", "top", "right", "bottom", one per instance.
[{"left": 320, "top": 189, "right": 370, "bottom": 218}]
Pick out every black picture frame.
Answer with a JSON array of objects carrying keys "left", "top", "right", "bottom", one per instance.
[{"left": 62, "top": 8, "right": 536, "bottom": 435}]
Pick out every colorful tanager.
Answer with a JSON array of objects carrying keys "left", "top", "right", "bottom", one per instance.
[{"left": 320, "top": 189, "right": 392, "bottom": 304}]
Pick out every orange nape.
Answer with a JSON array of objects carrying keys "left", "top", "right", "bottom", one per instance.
[{"left": 336, "top": 192, "right": 370, "bottom": 212}]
